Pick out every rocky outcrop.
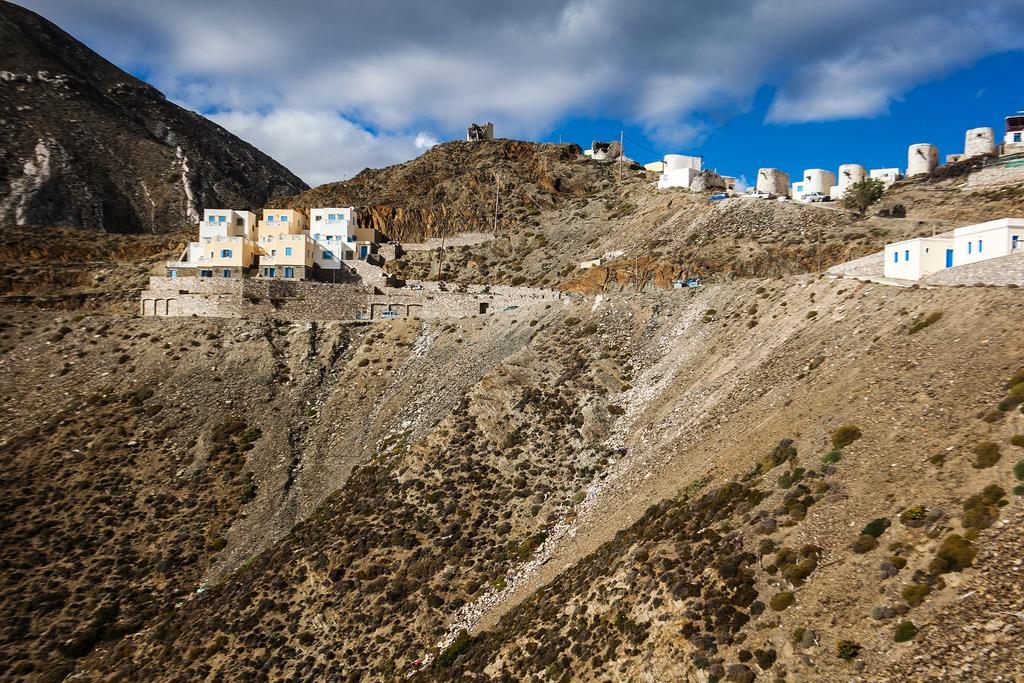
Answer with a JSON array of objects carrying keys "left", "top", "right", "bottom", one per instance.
[
  {"left": 273, "top": 139, "right": 616, "bottom": 243},
  {"left": 0, "top": 1, "right": 307, "bottom": 233}
]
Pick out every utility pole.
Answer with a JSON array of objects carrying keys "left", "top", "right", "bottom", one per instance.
[
  {"left": 437, "top": 229, "right": 446, "bottom": 281},
  {"left": 618, "top": 129, "right": 624, "bottom": 184},
  {"left": 634, "top": 255, "right": 639, "bottom": 291},
  {"left": 816, "top": 226, "right": 821, "bottom": 273}
]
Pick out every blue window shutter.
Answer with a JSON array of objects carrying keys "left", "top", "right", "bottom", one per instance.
[
  {"left": 285, "top": 247, "right": 292, "bottom": 256},
  {"left": 893, "top": 252, "right": 898, "bottom": 263},
  {"left": 978, "top": 240, "right": 982, "bottom": 252},
  {"left": 968, "top": 243, "right": 972, "bottom": 254},
  {"left": 904, "top": 250, "right": 909, "bottom": 261}
]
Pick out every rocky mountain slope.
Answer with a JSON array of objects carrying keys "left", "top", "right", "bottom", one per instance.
[
  {"left": 1, "top": 118, "right": 1022, "bottom": 681},
  {"left": 0, "top": 1, "right": 307, "bottom": 233}
]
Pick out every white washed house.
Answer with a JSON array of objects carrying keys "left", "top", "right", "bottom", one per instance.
[
  {"left": 309, "top": 207, "right": 357, "bottom": 268},
  {"left": 884, "top": 237, "right": 954, "bottom": 280},
  {"left": 952, "top": 218, "right": 1024, "bottom": 267}
]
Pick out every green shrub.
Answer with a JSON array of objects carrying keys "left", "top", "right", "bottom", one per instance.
[
  {"left": 901, "top": 583, "right": 930, "bottom": 607},
  {"left": 972, "top": 442, "right": 1001, "bottom": 469},
  {"left": 1011, "top": 435, "right": 1024, "bottom": 448},
  {"left": 831, "top": 425, "right": 862, "bottom": 449},
  {"left": 835, "top": 640, "right": 862, "bottom": 660},
  {"left": 769, "top": 592, "right": 794, "bottom": 611},
  {"left": 806, "top": 310, "right": 818, "bottom": 319},
  {"left": 759, "top": 439, "right": 797, "bottom": 472},
  {"left": 1014, "top": 460, "right": 1024, "bottom": 481},
  {"left": 1014, "top": 484, "right": 1024, "bottom": 496},
  {"left": 907, "top": 311, "right": 943, "bottom": 335},
  {"left": 900, "top": 506, "right": 927, "bottom": 523},
  {"left": 861, "top": 518, "right": 891, "bottom": 538},
  {"left": 851, "top": 534, "right": 878, "bottom": 554},
  {"left": 608, "top": 405, "right": 626, "bottom": 415},
  {"left": 436, "top": 629, "right": 474, "bottom": 668},
  {"left": 822, "top": 449, "right": 842, "bottom": 465},
  {"left": 962, "top": 485, "right": 1006, "bottom": 529},
  {"left": 929, "top": 534, "right": 975, "bottom": 574},
  {"left": 894, "top": 621, "right": 917, "bottom": 642}
]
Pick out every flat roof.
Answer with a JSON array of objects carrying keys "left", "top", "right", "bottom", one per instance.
[
  {"left": 953, "top": 217, "right": 1024, "bottom": 236},
  {"left": 886, "top": 236, "right": 954, "bottom": 248}
]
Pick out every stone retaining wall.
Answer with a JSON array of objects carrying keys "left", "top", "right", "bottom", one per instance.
[
  {"left": 967, "top": 163, "right": 1024, "bottom": 189},
  {"left": 922, "top": 252, "right": 1024, "bottom": 286},
  {"left": 401, "top": 232, "right": 495, "bottom": 251},
  {"left": 141, "top": 277, "right": 570, "bottom": 320}
]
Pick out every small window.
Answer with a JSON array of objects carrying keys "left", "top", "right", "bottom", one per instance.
[
  {"left": 904, "top": 250, "right": 909, "bottom": 261},
  {"left": 328, "top": 213, "right": 336, "bottom": 220},
  {"left": 284, "top": 267, "right": 295, "bottom": 278},
  {"left": 267, "top": 215, "right": 275, "bottom": 222},
  {"left": 323, "top": 250, "right": 334, "bottom": 260},
  {"left": 285, "top": 247, "right": 293, "bottom": 256},
  {"left": 925, "top": 248, "right": 929, "bottom": 253},
  {"left": 169, "top": 269, "right": 177, "bottom": 278},
  {"left": 221, "top": 249, "right": 232, "bottom": 257},
  {"left": 315, "top": 215, "right": 322, "bottom": 221},
  {"left": 280, "top": 215, "right": 288, "bottom": 221},
  {"left": 978, "top": 239, "right": 983, "bottom": 252},
  {"left": 968, "top": 242, "right": 972, "bottom": 254},
  {"left": 271, "top": 249, "right": 276, "bottom": 256},
  {"left": 219, "top": 216, "right": 226, "bottom": 223},
  {"left": 200, "top": 269, "right": 213, "bottom": 278},
  {"left": 893, "top": 252, "right": 898, "bottom": 263},
  {"left": 222, "top": 269, "right": 231, "bottom": 278},
  {"left": 313, "top": 234, "right": 320, "bottom": 240},
  {"left": 236, "top": 217, "right": 243, "bottom": 226}
]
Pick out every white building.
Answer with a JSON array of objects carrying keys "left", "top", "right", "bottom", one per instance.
[
  {"left": 791, "top": 169, "right": 836, "bottom": 200},
  {"left": 907, "top": 144, "right": 938, "bottom": 177},
  {"left": 884, "top": 237, "right": 954, "bottom": 280},
  {"left": 952, "top": 218, "right": 1024, "bottom": 267},
  {"left": 309, "top": 207, "right": 357, "bottom": 268},
  {"left": 1004, "top": 112, "right": 1024, "bottom": 155},
  {"left": 833, "top": 164, "right": 866, "bottom": 199},
  {"left": 869, "top": 168, "right": 902, "bottom": 188},
  {"left": 883, "top": 217, "right": 1023, "bottom": 280},
  {"left": 657, "top": 154, "right": 703, "bottom": 190}
]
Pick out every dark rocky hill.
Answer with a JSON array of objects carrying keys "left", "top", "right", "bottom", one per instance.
[{"left": 0, "top": 1, "right": 307, "bottom": 233}]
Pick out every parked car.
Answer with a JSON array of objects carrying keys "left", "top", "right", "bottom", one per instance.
[
  {"left": 709, "top": 192, "right": 728, "bottom": 201},
  {"left": 381, "top": 311, "right": 400, "bottom": 319},
  {"left": 802, "top": 192, "right": 830, "bottom": 202},
  {"left": 743, "top": 190, "right": 771, "bottom": 199}
]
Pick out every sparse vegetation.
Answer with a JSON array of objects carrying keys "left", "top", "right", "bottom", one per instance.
[
  {"left": 907, "top": 311, "right": 943, "bottom": 335},
  {"left": 769, "top": 591, "right": 795, "bottom": 611},
  {"left": 841, "top": 178, "right": 885, "bottom": 216},
  {"left": 894, "top": 621, "right": 918, "bottom": 642},
  {"left": 972, "top": 441, "right": 1001, "bottom": 469},
  {"left": 831, "top": 425, "right": 862, "bottom": 449},
  {"left": 835, "top": 639, "right": 862, "bottom": 661}
]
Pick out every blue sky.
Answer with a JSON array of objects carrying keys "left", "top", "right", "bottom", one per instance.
[
  {"left": 546, "top": 51, "right": 1024, "bottom": 185},
  {"left": 19, "top": 0, "right": 1024, "bottom": 186}
]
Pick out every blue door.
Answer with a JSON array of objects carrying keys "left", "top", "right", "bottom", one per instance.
[
  {"left": 945, "top": 249, "right": 953, "bottom": 268},
  {"left": 360, "top": 245, "right": 369, "bottom": 259}
]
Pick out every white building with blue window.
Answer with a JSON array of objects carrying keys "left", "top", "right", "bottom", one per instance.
[
  {"left": 952, "top": 218, "right": 1023, "bottom": 267},
  {"left": 309, "top": 207, "right": 357, "bottom": 267},
  {"left": 883, "top": 217, "right": 1023, "bottom": 281},
  {"left": 884, "top": 236, "right": 954, "bottom": 281}
]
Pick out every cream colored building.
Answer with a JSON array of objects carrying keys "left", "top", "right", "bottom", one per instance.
[
  {"left": 952, "top": 218, "right": 1024, "bottom": 267},
  {"left": 257, "top": 209, "right": 315, "bottom": 279},
  {"left": 167, "top": 209, "right": 258, "bottom": 278},
  {"left": 884, "top": 237, "right": 953, "bottom": 281}
]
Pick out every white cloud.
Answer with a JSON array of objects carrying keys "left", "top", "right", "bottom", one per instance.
[
  {"left": 208, "top": 109, "right": 432, "bottom": 186},
  {"left": 21, "top": 0, "right": 1024, "bottom": 182}
]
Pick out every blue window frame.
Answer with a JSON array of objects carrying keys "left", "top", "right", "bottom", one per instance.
[
  {"left": 968, "top": 242, "right": 972, "bottom": 254},
  {"left": 267, "top": 215, "right": 275, "bottom": 222},
  {"left": 263, "top": 267, "right": 275, "bottom": 277},
  {"left": 978, "top": 239, "right": 982, "bottom": 252},
  {"left": 328, "top": 213, "right": 336, "bottom": 220},
  {"left": 347, "top": 235, "right": 355, "bottom": 242},
  {"left": 904, "top": 250, "right": 909, "bottom": 261},
  {"left": 169, "top": 269, "right": 177, "bottom": 278},
  {"left": 284, "top": 247, "right": 293, "bottom": 256},
  {"left": 221, "top": 249, "right": 232, "bottom": 257},
  {"left": 222, "top": 269, "right": 231, "bottom": 278},
  {"left": 280, "top": 215, "right": 287, "bottom": 221},
  {"left": 284, "top": 267, "right": 295, "bottom": 278},
  {"left": 893, "top": 252, "right": 898, "bottom": 263},
  {"left": 323, "top": 250, "right": 334, "bottom": 260},
  {"left": 313, "top": 233, "right": 320, "bottom": 240},
  {"left": 218, "top": 215, "right": 226, "bottom": 223},
  {"left": 200, "top": 269, "right": 213, "bottom": 278}
]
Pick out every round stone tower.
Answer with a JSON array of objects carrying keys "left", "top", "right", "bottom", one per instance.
[
  {"left": 838, "top": 164, "right": 866, "bottom": 191},
  {"left": 963, "top": 127, "right": 996, "bottom": 158},
  {"left": 756, "top": 168, "right": 789, "bottom": 196},
  {"left": 907, "top": 144, "right": 938, "bottom": 177}
]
